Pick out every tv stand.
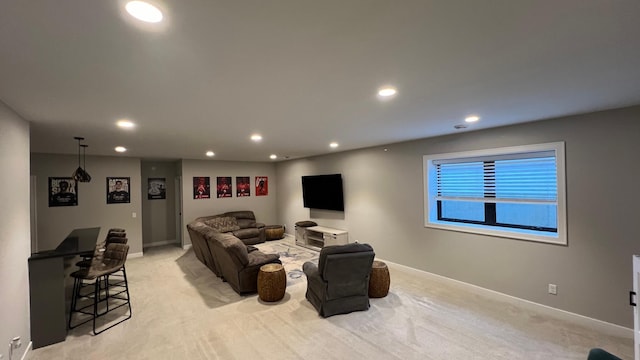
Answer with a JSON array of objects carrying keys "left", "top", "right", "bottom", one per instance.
[{"left": 295, "top": 225, "right": 348, "bottom": 250}]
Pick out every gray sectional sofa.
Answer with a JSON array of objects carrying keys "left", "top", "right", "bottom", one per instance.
[
  {"left": 196, "top": 210, "right": 267, "bottom": 245},
  {"left": 186, "top": 210, "right": 281, "bottom": 294}
]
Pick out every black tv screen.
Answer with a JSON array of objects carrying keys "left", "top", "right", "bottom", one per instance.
[{"left": 302, "top": 174, "right": 344, "bottom": 211}]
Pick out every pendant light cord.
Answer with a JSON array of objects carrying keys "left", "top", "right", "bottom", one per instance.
[{"left": 81, "top": 144, "right": 88, "bottom": 171}]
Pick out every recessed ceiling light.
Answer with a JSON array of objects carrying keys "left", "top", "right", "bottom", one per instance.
[
  {"left": 251, "top": 134, "right": 262, "bottom": 142},
  {"left": 378, "top": 86, "right": 397, "bottom": 97},
  {"left": 269, "top": 154, "right": 277, "bottom": 160},
  {"left": 329, "top": 142, "right": 339, "bottom": 148},
  {"left": 116, "top": 119, "right": 135, "bottom": 129},
  {"left": 115, "top": 146, "right": 127, "bottom": 153},
  {"left": 125, "top": 1, "right": 163, "bottom": 23},
  {"left": 465, "top": 115, "right": 480, "bottom": 123},
  {"left": 206, "top": 151, "right": 215, "bottom": 157}
]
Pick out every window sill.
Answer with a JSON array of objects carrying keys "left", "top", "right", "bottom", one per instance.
[{"left": 425, "top": 221, "right": 567, "bottom": 246}]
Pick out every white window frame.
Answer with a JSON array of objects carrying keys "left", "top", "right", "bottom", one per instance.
[{"left": 423, "top": 142, "right": 567, "bottom": 245}]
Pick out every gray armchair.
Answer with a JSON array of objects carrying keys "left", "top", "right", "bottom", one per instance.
[
  {"left": 587, "top": 348, "right": 622, "bottom": 360},
  {"left": 303, "top": 243, "right": 375, "bottom": 317}
]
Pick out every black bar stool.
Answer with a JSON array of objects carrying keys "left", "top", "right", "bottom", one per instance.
[{"left": 68, "top": 243, "right": 132, "bottom": 335}]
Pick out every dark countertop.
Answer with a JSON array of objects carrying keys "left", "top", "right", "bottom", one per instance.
[{"left": 29, "top": 227, "right": 101, "bottom": 260}]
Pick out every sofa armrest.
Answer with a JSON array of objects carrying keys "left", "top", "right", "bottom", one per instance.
[
  {"left": 247, "top": 251, "right": 280, "bottom": 267},
  {"left": 303, "top": 262, "right": 327, "bottom": 297},
  {"left": 243, "top": 221, "right": 265, "bottom": 229},
  {"left": 303, "top": 262, "right": 319, "bottom": 277},
  {"left": 587, "top": 348, "right": 622, "bottom": 360}
]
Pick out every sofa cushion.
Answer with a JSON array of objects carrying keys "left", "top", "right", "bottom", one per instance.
[
  {"left": 225, "top": 211, "right": 258, "bottom": 229},
  {"left": 214, "top": 232, "right": 249, "bottom": 267},
  {"left": 236, "top": 218, "right": 256, "bottom": 229},
  {"left": 295, "top": 220, "right": 318, "bottom": 227},
  {"left": 225, "top": 211, "right": 256, "bottom": 220},
  {"left": 205, "top": 216, "right": 240, "bottom": 233},
  {"left": 232, "top": 227, "right": 260, "bottom": 240},
  {"left": 189, "top": 222, "right": 220, "bottom": 242}
]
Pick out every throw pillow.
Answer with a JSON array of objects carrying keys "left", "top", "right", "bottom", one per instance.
[
  {"left": 295, "top": 220, "right": 318, "bottom": 227},
  {"left": 204, "top": 216, "right": 240, "bottom": 233}
]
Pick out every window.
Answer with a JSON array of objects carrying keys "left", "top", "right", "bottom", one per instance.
[{"left": 424, "top": 142, "right": 566, "bottom": 245}]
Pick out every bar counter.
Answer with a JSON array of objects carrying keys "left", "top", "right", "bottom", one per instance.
[{"left": 28, "top": 227, "right": 101, "bottom": 349}]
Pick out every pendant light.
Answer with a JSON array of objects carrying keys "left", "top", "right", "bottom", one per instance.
[
  {"left": 72, "top": 137, "right": 92, "bottom": 182},
  {"left": 81, "top": 144, "right": 91, "bottom": 182}
]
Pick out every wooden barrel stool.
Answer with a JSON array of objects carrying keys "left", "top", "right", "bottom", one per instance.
[
  {"left": 264, "top": 225, "right": 285, "bottom": 241},
  {"left": 258, "top": 263, "right": 286, "bottom": 302},
  {"left": 368, "top": 260, "right": 390, "bottom": 298}
]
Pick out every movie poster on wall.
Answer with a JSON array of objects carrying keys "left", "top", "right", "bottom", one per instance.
[
  {"left": 236, "top": 176, "right": 250, "bottom": 197},
  {"left": 217, "top": 176, "right": 232, "bottom": 198},
  {"left": 255, "top": 176, "right": 268, "bottom": 196},
  {"left": 193, "top": 176, "right": 210, "bottom": 199},
  {"left": 49, "top": 177, "right": 78, "bottom": 207},
  {"left": 106, "top": 177, "right": 131, "bottom": 204},
  {"left": 148, "top": 178, "right": 166, "bottom": 200}
]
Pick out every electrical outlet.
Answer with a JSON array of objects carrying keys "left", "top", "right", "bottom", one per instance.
[{"left": 548, "top": 283, "right": 557, "bottom": 295}]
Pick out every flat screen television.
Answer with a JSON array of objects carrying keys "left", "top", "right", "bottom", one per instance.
[{"left": 301, "top": 174, "right": 344, "bottom": 211}]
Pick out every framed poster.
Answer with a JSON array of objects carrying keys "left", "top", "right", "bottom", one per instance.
[
  {"left": 236, "top": 176, "right": 250, "bottom": 197},
  {"left": 148, "top": 178, "right": 166, "bottom": 200},
  {"left": 255, "top": 176, "right": 268, "bottom": 196},
  {"left": 193, "top": 176, "right": 210, "bottom": 199},
  {"left": 217, "top": 176, "right": 232, "bottom": 198},
  {"left": 48, "top": 177, "right": 78, "bottom": 207},
  {"left": 107, "top": 177, "right": 131, "bottom": 204}
]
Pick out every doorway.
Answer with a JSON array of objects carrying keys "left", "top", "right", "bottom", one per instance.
[{"left": 141, "top": 160, "right": 179, "bottom": 250}]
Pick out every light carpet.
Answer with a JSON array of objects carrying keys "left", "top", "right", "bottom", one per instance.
[{"left": 28, "top": 239, "right": 633, "bottom": 360}]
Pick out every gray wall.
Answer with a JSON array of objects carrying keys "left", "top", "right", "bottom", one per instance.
[
  {"left": 31, "top": 154, "right": 143, "bottom": 255},
  {"left": 0, "top": 101, "right": 31, "bottom": 359},
  {"left": 141, "top": 160, "right": 178, "bottom": 247},
  {"left": 276, "top": 105, "right": 640, "bottom": 328},
  {"left": 181, "top": 160, "right": 277, "bottom": 245}
]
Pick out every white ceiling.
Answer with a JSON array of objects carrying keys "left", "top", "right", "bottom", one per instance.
[{"left": 1, "top": 1, "right": 639, "bottom": 162}]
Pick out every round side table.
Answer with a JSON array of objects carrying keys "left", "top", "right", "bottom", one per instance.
[
  {"left": 264, "top": 225, "right": 285, "bottom": 241},
  {"left": 257, "top": 263, "right": 286, "bottom": 302},
  {"left": 368, "top": 261, "right": 390, "bottom": 298}
]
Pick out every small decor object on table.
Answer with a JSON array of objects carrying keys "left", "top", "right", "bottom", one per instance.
[
  {"left": 264, "top": 225, "right": 285, "bottom": 241},
  {"left": 106, "top": 177, "right": 130, "bottom": 204},
  {"left": 368, "top": 260, "right": 390, "bottom": 298},
  {"left": 258, "top": 263, "right": 286, "bottom": 302}
]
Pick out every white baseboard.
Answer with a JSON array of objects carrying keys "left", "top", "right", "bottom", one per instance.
[
  {"left": 128, "top": 252, "right": 143, "bottom": 259},
  {"left": 381, "top": 259, "right": 633, "bottom": 339},
  {"left": 283, "top": 233, "right": 295, "bottom": 244},
  {"left": 143, "top": 239, "right": 179, "bottom": 248},
  {"left": 182, "top": 244, "right": 192, "bottom": 250},
  {"left": 21, "top": 341, "right": 32, "bottom": 360}
]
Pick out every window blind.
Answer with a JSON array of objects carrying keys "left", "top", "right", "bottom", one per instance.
[{"left": 435, "top": 152, "right": 557, "bottom": 205}]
